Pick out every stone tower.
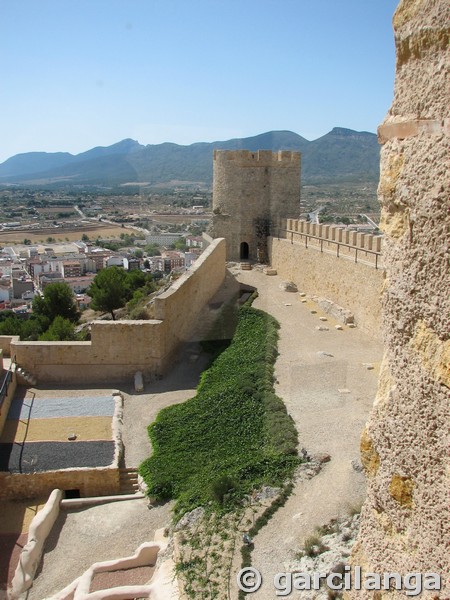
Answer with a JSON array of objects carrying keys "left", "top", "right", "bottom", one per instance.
[
  {"left": 348, "top": 0, "right": 449, "bottom": 596},
  {"left": 211, "top": 149, "right": 301, "bottom": 261}
]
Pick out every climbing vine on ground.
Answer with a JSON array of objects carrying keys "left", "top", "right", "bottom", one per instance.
[{"left": 139, "top": 304, "right": 299, "bottom": 520}]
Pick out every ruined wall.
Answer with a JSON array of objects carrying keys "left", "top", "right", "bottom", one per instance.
[
  {"left": 269, "top": 237, "right": 384, "bottom": 340},
  {"left": 212, "top": 150, "right": 300, "bottom": 261},
  {"left": 7, "top": 238, "right": 226, "bottom": 384},
  {"left": 350, "top": 0, "right": 449, "bottom": 596}
]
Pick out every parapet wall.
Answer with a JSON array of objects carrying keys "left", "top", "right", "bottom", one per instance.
[
  {"left": 5, "top": 238, "right": 226, "bottom": 385},
  {"left": 269, "top": 234, "right": 384, "bottom": 340},
  {"left": 284, "top": 219, "right": 383, "bottom": 257},
  {"left": 213, "top": 149, "right": 300, "bottom": 167}
]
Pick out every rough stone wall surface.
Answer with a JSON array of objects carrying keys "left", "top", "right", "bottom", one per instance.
[
  {"left": 7, "top": 239, "right": 226, "bottom": 384},
  {"left": 349, "top": 1, "right": 450, "bottom": 597},
  {"left": 269, "top": 237, "right": 384, "bottom": 340},
  {"left": 0, "top": 468, "right": 120, "bottom": 500},
  {"left": 212, "top": 150, "right": 300, "bottom": 261}
]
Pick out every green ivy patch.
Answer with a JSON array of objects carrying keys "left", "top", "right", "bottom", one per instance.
[{"left": 139, "top": 305, "right": 299, "bottom": 519}]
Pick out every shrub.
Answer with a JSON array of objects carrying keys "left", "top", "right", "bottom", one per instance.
[
  {"left": 303, "top": 534, "right": 329, "bottom": 557},
  {"left": 211, "top": 475, "right": 238, "bottom": 506}
]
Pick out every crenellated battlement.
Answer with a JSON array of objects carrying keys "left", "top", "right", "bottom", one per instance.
[
  {"left": 284, "top": 219, "right": 383, "bottom": 252},
  {"left": 213, "top": 149, "right": 300, "bottom": 167}
]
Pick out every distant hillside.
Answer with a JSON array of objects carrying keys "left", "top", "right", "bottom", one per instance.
[{"left": 0, "top": 129, "right": 379, "bottom": 187}]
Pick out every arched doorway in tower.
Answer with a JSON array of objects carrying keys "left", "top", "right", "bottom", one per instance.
[{"left": 240, "top": 242, "right": 249, "bottom": 260}]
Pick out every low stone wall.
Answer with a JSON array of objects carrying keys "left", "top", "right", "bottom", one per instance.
[
  {"left": 0, "top": 467, "right": 120, "bottom": 500},
  {"left": 50, "top": 529, "right": 176, "bottom": 600},
  {"left": 9, "top": 489, "right": 63, "bottom": 600},
  {"left": 0, "top": 368, "right": 17, "bottom": 438},
  {"left": 0, "top": 336, "right": 19, "bottom": 358},
  {"left": 11, "top": 324, "right": 164, "bottom": 385},
  {"left": 3, "top": 238, "right": 226, "bottom": 385},
  {"left": 269, "top": 237, "right": 384, "bottom": 340}
]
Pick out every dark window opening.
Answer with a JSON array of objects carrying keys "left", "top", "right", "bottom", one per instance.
[{"left": 65, "top": 489, "right": 81, "bottom": 499}]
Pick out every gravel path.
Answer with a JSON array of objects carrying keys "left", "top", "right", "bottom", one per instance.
[{"left": 232, "top": 268, "right": 382, "bottom": 599}]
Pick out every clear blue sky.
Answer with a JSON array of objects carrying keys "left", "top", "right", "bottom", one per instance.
[{"left": 0, "top": 0, "right": 399, "bottom": 163}]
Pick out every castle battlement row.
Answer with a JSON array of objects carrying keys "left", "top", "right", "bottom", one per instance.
[
  {"left": 213, "top": 149, "right": 300, "bottom": 166},
  {"left": 285, "top": 219, "right": 383, "bottom": 253}
]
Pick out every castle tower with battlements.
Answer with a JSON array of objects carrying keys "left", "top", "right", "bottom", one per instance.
[{"left": 211, "top": 149, "right": 301, "bottom": 262}]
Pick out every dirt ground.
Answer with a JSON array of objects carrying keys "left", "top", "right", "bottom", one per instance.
[{"left": 230, "top": 267, "right": 382, "bottom": 599}]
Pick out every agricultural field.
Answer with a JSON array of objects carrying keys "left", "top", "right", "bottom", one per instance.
[{"left": 0, "top": 224, "right": 129, "bottom": 245}]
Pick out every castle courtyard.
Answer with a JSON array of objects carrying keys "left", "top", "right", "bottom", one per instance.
[{"left": 2, "top": 265, "right": 383, "bottom": 598}]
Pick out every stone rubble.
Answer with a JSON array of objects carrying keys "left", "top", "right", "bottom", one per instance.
[{"left": 285, "top": 514, "right": 361, "bottom": 599}]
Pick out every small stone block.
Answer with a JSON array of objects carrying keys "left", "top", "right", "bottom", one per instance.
[
  {"left": 335, "top": 325, "right": 343, "bottom": 330},
  {"left": 338, "top": 388, "right": 351, "bottom": 394},
  {"left": 348, "top": 323, "right": 356, "bottom": 328},
  {"left": 284, "top": 303, "right": 292, "bottom": 306},
  {"left": 264, "top": 268, "right": 277, "bottom": 276},
  {"left": 310, "top": 310, "right": 317, "bottom": 314},
  {"left": 316, "top": 326, "right": 329, "bottom": 331},
  {"left": 134, "top": 371, "right": 144, "bottom": 392},
  {"left": 319, "top": 317, "right": 328, "bottom": 321},
  {"left": 299, "top": 293, "right": 306, "bottom": 297},
  {"left": 301, "top": 299, "right": 307, "bottom": 303}
]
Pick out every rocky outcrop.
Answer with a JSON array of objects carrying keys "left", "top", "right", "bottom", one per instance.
[{"left": 349, "top": 1, "right": 449, "bottom": 597}]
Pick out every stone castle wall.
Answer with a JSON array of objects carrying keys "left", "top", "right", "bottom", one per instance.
[
  {"left": 269, "top": 237, "right": 384, "bottom": 340},
  {"left": 0, "top": 467, "right": 120, "bottom": 500},
  {"left": 212, "top": 150, "right": 300, "bottom": 261},
  {"left": 6, "top": 238, "right": 226, "bottom": 384},
  {"left": 349, "top": 0, "right": 449, "bottom": 596}
]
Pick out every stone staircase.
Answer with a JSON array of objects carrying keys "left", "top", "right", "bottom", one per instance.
[
  {"left": 119, "top": 468, "right": 140, "bottom": 494},
  {"left": 240, "top": 262, "right": 252, "bottom": 270}
]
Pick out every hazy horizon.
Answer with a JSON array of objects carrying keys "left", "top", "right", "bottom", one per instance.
[{"left": 1, "top": 0, "right": 398, "bottom": 163}]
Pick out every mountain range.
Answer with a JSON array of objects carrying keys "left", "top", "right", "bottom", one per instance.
[{"left": 0, "top": 128, "right": 380, "bottom": 188}]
